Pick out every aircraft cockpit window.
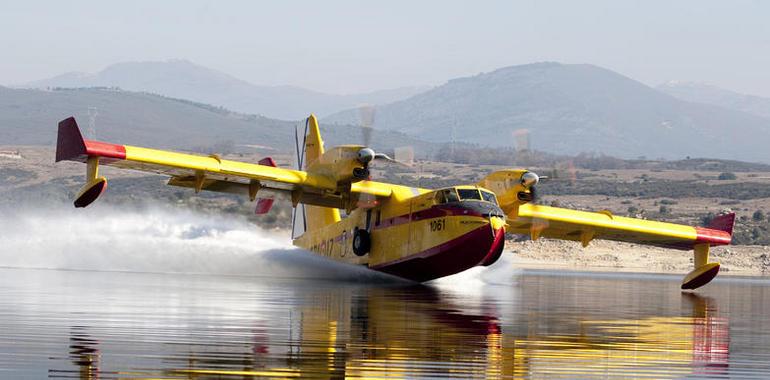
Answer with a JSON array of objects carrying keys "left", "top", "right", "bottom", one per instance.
[
  {"left": 436, "top": 189, "right": 459, "bottom": 204},
  {"left": 457, "top": 189, "right": 481, "bottom": 201},
  {"left": 444, "top": 189, "right": 459, "bottom": 203},
  {"left": 481, "top": 190, "right": 498, "bottom": 205}
]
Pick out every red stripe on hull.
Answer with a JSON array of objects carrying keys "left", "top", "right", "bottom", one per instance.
[
  {"left": 373, "top": 206, "right": 483, "bottom": 230},
  {"left": 371, "top": 224, "right": 505, "bottom": 282}
]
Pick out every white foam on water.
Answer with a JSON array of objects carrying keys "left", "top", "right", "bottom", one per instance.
[
  {"left": 431, "top": 252, "right": 522, "bottom": 290},
  {"left": 0, "top": 204, "right": 396, "bottom": 282}
]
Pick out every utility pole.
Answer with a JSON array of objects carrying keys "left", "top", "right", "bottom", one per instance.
[{"left": 87, "top": 107, "right": 98, "bottom": 139}]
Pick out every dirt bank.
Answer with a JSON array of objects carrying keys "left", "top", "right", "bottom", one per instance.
[{"left": 508, "top": 238, "right": 770, "bottom": 277}]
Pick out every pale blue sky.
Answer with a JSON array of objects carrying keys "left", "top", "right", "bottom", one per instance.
[{"left": 1, "top": 0, "right": 768, "bottom": 95}]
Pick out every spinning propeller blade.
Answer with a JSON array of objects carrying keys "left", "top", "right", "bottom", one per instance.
[
  {"left": 359, "top": 105, "right": 376, "bottom": 148},
  {"left": 291, "top": 121, "right": 309, "bottom": 238}
]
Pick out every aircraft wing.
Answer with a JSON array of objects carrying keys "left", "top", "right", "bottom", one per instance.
[
  {"left": 56, "top": 117, "right": 393, "bottom": 209},
  {"left": 507, "top": 203, "right": 733, "bottom": 250}
]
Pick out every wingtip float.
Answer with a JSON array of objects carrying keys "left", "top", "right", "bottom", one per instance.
[
  {"left": 681, "top": 212, "right": 735, "bottom": 290},
  {"left": 55, "top": 116, "right": 735, "bottom": 289}
]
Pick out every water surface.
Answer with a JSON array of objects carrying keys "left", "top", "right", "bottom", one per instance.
[{"left": 1, "top": 268, "right": 770, "bottom": 379}]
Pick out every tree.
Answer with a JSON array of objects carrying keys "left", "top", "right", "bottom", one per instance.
[
  {"left": 753, "top": 210, "right": 766, "bottom": 222},
  {"left": 718, "top": 172, "right": 737, "bottom": 180}
]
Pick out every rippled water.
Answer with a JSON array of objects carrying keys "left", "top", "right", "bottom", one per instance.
[{"left": 1, "top": 267, "right": 769, "bottom": 379}]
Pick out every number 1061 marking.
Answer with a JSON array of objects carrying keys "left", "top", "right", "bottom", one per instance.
[{"left": 430, "top": 219, "right": 446, "bottom": 232}]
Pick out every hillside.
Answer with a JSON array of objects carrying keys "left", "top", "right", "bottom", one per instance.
[
  {"left": 657, "top": 81, "right": 770, "bottom": 120},
  {"left": 18, "top": 60, "right": 430, "bottom": 120},
  {"left": 325, "top": 62, "right": 770, "bottom": 163},
  {"left": 0, "top": 86, "right": 429, "bottom": 153}
]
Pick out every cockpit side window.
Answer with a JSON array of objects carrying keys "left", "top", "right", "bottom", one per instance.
[
  {"left": 457, "top": 189, "right": 481, "bottom": 200},
  {"left": 434, "top": 191, "right": 447, "bottom": 204},
  {"left": 443, "top": 188, "right": 459, "bottom": 203},
  {"left": 481, "top": 190, "right": 498, "bottom": 205},
  {"left": 433, "top": 188, "right": 459, "bottom": 204}
]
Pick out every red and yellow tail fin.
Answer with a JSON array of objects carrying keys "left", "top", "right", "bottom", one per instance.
[
  {"left": 56, "top": 117, "right": 112, "bottom": 207},
  {"left": 302, "top": 115, "right": 341, "bottom": 231}
]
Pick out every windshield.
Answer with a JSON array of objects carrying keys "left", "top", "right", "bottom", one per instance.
[
  {"left": 457, "top": 189, "right": 481, "bottom": 200},
  {"left": 481, "top": 190, "right": 498, "bottom": 205}
]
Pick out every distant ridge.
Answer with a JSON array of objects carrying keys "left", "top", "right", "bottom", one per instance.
[
  {"left": 18, "top": 60, "right": 431, "bottom": 120},
  {"left": 0, "top": 86, "right": 430, "bottom": 153},
  {"left": 658, "top": 81, "right": 770, "bottom": 120},
  {"left": 325, "top": 62, "right": 770, "bottom": 163}
]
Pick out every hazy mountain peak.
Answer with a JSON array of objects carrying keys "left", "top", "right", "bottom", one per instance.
[
  {"left": 21, "top": 71, "right": 96, "bottom": 88},
  {"left": 325, "top": 62, "right": 770, "bottom": 163},
  {"left": 18, "top": 60, "right": 430, "bottom": 120},
  {"left": 99, "top": 59, "right": 244, "bottom": 83}
]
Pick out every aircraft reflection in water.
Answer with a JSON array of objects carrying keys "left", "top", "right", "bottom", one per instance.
[
  {"left": 65, "top": 327, "right": 100, "bottom": 379},
  {"left": 55, "top": 285, "right": 729, "bottom": 379}
]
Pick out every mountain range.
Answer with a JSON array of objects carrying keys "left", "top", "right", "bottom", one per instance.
[
  {"left": 324, "top": 62, "right": 770, "bottom": 163},
  {"left": 18, "top": 60, "right": 430, "bottom": 120},
  {"left": 8, "top": 60, "right": 770, "bottom": 164},
  {"left": 0, "top": 86, "right": 426, "bottom": 153}
]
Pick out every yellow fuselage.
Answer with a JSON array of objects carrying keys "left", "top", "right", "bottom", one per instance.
[{"left": 293, "top": 185, "right": 507, "bottom": 282}]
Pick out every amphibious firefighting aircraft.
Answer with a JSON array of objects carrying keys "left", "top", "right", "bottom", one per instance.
[{"left": 55, "top": 115, "right": 734, "bottom": 290}]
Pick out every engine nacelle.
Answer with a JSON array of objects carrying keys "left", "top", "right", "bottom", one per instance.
[
  {"left": 305, "top": 146, "right": 370, "bottom": 190},
  {"left": 476, "top": 169, "right": 536, "bottom": 214}
]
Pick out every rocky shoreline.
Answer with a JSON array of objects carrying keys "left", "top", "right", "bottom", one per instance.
[{"left": 508, "top": 238, "right": 770, "bottom": 277}]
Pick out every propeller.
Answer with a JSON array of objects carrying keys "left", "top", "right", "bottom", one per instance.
[
  {"left": 291, "top": 121, "right": 309, "bottom": 238},
  {"left": 352, "top": 105, "right": 416, "bottom": 207},
  {"left": 353, "top": 105, "right": 412, "bottom": 181},
  {"left": 511, "top": 128, "right": 577, "bottom": 204},
  {"left": 359, "top": 105, "right": 376, "bottom": 148}
]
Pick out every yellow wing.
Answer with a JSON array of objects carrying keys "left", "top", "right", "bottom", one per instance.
[
  {"left": 479, "top": 169, "right": 734, "bottom": 289},
  {"left": 507, "top": 203, "right": 733, "bottom": 250},
  {"left": 506, "top": 203, "right": 735, "bottom": 289},
  {"left": 56, "top": 117, "right": 396, "bottom": 209}
]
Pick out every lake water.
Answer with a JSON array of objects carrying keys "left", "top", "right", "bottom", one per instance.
[{"left": 1, "top": 267, "right": 770, "bottom": 379}]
